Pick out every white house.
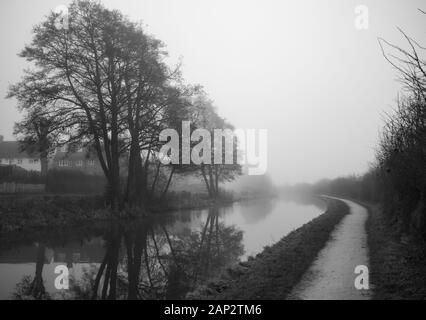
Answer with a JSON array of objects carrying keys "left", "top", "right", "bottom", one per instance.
[
  {"left": 0, "top": 135, "right": 104, "bottom": 174},
  {"left": 0, "top": 135, "right": 41, "bottom": 172}
]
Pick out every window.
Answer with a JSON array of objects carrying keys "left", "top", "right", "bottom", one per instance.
[
  {"left": 33, "top": 159, "right": 39, "bottom": 164},
  {"left": 17, "top": 159, "right": 22, "bottom": 164},
  {"left": 59, "top": 160, "right": 71, "bottom": 167},
  {"left": 87, "top": 160, "right": 95, "bottom": 166}
]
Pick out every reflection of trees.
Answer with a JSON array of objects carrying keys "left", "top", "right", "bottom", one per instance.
[
  {"left": 197, "top": 207, "right": 244, "bottom": 281},
  {"left": 125, "top": 223, "right": 145, "bottom": 299},
  {"left": 75, "top": 221, "right": 165, "bottom": 300},
  {"left": 71, "top": 207, "right": 244, "bottom": 300},
  {"left": 166, "top": 206, "right": 244, "bottom": 297},
  {"left": 91, "top": 225, "right": 122, "bottom": 300},
  {"left": 13, "top": 243, "right": 50, "bottom": 300}
]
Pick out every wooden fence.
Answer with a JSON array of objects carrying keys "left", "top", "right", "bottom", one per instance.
[{"left": 0, "top": 182, "right": 45, "bottom": 193}]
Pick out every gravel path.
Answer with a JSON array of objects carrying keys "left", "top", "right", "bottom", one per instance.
[{"left": 288, "top": 198, "right": 372, "bottom": 300}]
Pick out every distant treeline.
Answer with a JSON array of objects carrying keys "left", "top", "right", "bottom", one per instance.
[
  {"left": 280, "top": 171, "right": 379, "bottom": 204},
  {"left": 282, "top": 98, "right": 425, "bottom": 238},
  {"left": 282, "top": 93, "right": 425, "bottom": 238}
]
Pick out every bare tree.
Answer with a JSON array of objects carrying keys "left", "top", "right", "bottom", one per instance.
[{"left": 9, "top": 0, "right": 191, "bottom": 209}]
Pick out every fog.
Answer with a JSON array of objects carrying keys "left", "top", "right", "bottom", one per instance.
[{"left": 1, "top": 0, "right": 425, "bottom": 184}]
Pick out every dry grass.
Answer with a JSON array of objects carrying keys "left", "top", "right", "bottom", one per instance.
[{"left": 366, "top": 203, "right": 426, "bottom": 299}]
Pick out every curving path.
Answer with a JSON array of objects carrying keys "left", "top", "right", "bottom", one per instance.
[{"left": 288, "top": 198, "right": 372, "bottom": 300}]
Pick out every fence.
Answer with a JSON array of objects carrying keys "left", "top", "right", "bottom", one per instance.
[{"left": 0, "top": 182, "right": 45, "bottom": 193}]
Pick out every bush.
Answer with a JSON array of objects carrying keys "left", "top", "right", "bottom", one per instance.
[
  {"left": 0, "top": 194, "right": 109, "bottom": 233},
  {"left": 0, "top": 166, "right": 44, "bottom": 184},
  {"left": 46, "top": 169, "right": 107, "bottom": 194}
]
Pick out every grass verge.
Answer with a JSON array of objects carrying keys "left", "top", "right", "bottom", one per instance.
[{"left": 366, "top": 203, "right": 426, "bottom": 299}]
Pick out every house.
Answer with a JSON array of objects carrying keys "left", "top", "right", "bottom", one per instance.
[
  {"left": 49, "top": 144, "right": 104, "bottom": 175},
  {"left": 0, "top": 134, "right": 103, "bottom": 175},
  {"left": 0, "top": 135, "right": 41, "bottom": 171}
]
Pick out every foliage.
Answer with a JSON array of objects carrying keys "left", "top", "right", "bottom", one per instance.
[{"left": 46, "top": 169, "right": 107, "bottom": 194}]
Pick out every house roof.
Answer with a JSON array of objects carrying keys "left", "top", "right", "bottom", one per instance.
[{"left": 0, "top": 141, "right": 40, "bottom": 159}]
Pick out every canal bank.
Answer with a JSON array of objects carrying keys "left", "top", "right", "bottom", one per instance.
[{"left": 187, "top": 198, "right": 350, "bottom": 299}]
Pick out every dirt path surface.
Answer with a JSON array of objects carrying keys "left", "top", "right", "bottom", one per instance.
[{"left": 289, "top": 198, "right": 371, "bottom": 300}]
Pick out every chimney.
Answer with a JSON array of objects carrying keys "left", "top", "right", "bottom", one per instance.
[{"left": 0, "top": 135, "right": 3, "bottom": 143}]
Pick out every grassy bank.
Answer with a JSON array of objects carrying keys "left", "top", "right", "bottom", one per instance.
[
  {"left": 366, "top": 203, "right": 426, "bottom": 299},
  {"left": 0, "top": 195, "right": 112, "bottom": 233},
  {"left": 187, "top": 198, "right": 350, "bottom": 299},
  {"left": 0, "top": 191, "right": 238, "bottom": 234}
]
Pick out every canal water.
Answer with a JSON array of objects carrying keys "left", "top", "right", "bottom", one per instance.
[{"left": 0, "top": 196, "right": 325, "bottom": 299}]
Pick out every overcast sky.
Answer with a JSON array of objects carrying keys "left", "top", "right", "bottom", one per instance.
[{"left": 0, "top": 0, "right": 425, "bottom": 184}]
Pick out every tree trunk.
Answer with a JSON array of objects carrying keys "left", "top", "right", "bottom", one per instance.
[
  {"left": 126, "top": 138, "right": 146, "bottom": 209},
  {"left": 214, "top": 165, "right": 219, "bottom": 198},
  {"left": 30, "top": 244, "right": 46, "bottom": 299},
  {"left": 127, "top": 224, "right": 147, "bottom": 299},
  {"left": 201, "top": 165, "right": 212, "bottom": 197},
  {"left": 150, "top": 161, "right": 162, "bottom": 199},
  {"left": 208, "top": 166, "right": 217, "bottom": 199},
  {"left": 40, "top": 153, "right": 48, "bottom": 192},
  {"left": 160, "top": 167, "right": 175, "bottom": 201},
  {"left": 92, "top": 253, "right": 108, "bottom": 299}
]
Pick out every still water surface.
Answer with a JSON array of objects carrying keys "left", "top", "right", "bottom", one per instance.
[{"left": 0, "top": 197, "right": 324, "bottom": 299}]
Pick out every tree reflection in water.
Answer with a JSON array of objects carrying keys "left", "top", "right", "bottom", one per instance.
[
  {"left": 70, "top": 206, "right": 244, "bottom": 300},
  {"left": 13, "top": 243, "right": 50, "bottom": 300}
]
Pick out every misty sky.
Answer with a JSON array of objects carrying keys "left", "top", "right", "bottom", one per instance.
[{"left": 0, "top": 0, "right": 425, "bottom": 184}]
